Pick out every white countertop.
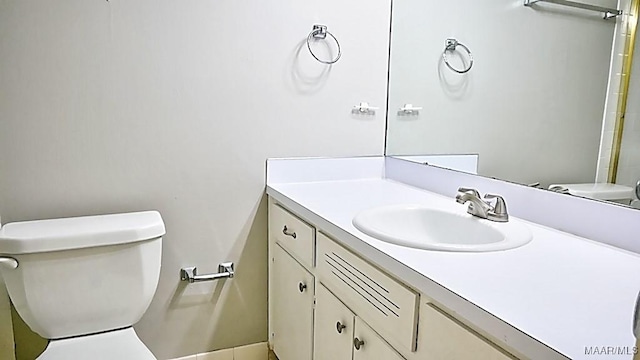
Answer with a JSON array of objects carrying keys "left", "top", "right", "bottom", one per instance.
[{"left": 267, "top": 177, "right": 640, "bottom": 360}]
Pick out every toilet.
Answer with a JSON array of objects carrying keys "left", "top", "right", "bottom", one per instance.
[
  {"left": 548, "top": 183, "right": 636, "bottom": 206},
  {"left": 0, "top": 211, "right": 165, "bottom": 360}
]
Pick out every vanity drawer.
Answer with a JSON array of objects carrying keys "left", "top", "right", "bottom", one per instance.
[
  {"left": 420, "top": 303, "right": 516, "bottom": 359},
  {"left": 316, "top": 232, "right": 419, "bottom": 353},
  {"left": 269, "top": 203, "right": 315, "bottom": 268}
]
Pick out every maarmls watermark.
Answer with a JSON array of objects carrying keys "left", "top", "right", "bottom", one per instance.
[{"left": 584, "top": 346, "right": 638, "bottom": 356}]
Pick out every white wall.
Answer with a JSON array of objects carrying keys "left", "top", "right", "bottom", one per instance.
[
  {"left": 386, "top": 0, "right": 616, "bottom": 187},
  {"left": 0, "top": 1, "right": 390, "bottom": 359}
]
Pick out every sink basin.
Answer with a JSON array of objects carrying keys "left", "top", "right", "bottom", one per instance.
[{"left": 352, "top": 204, "right": 532, "bottom": 252}]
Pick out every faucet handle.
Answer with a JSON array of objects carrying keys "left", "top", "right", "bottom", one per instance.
[
  {"left": 457, "top": 187, "right": 480, "bottom": 198},
  {"left": 484, "top": 194, "right": 508, "bottom": 215}
]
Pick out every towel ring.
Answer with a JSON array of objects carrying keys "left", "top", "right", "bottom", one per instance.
[
  {"left": 307, "top": 24, "right": 341, "bottom": 65},
  {"left": 443, "top": 38, "right": 473, "bottom": 74}
]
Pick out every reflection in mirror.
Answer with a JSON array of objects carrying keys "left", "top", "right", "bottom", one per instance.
[{"left": 385, "top": 0, "right": 640, "bottom": 208}]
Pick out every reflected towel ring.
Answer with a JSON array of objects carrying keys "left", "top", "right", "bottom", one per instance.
[
  {"left": 443, "top": 38, "right": 473, "bottom": 74},
  {"left": 307, "top": 24, "right": 341, "bottom": 65}
]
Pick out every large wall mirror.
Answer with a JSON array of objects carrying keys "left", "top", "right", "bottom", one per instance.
[{"left": 385, "top": 0, "right": 640, "bottom": 208}]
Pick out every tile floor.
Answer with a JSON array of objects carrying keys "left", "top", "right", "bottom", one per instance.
[{"left": 172, "top": 342, "right": 268, "bottom": 360}]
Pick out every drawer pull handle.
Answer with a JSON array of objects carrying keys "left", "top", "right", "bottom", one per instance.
[
  {"left": 354, "top": 337, "right": 365, "bottom": 350},
  {"left": 282, "top": 225, "right": 297, "bottom": 239},
  {"left": 336, "top": 321, "right": 347, "bottom": 334},
  {"left": 298, "top": 282, "right": 307, "bottom": 293}
]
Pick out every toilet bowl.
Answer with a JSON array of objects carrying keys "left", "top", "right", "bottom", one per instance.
[
  {"left": 548, "top": 183, "right": 635, "bottom": 205},
  {"left": 0, "top": 211, "right": 165, "bottom": 360}
]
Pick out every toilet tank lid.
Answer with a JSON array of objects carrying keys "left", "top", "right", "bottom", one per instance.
[{"left": 0, "top": 211, "right": 165, "bottom": 255}]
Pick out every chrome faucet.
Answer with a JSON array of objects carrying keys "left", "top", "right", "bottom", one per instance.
[{"left": 455, "top": 187, "right": 509, "bottom": 222}]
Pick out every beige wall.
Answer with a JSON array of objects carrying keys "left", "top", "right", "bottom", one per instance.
[
  {"left": 0, "top": 1, "right": 391, "bottom": 359},
  {"left": 0, "top": 278, "right": 15, "bottom": 360},
  {"left": 11, "top": 305, "right": 46, "bottom": 360}
]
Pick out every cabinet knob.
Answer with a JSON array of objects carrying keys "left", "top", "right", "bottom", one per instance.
[
  {"left": 336, "top": 321, "right": 347, "bottom": 334},
  {"left": 298, "top": 282, "right": 307, "bottom": 293},
  {"left": 282, "top": 225, "right": 297, "bottom": 239},
  {"left": 353, "top": 337, "right": 365, "bottom": 350}
]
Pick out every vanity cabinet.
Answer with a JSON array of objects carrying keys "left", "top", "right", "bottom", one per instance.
[
  {"left": 314, "top": 284, "right": 406, "bottom": 360},
  {"left": 268, "top": 199, "right": 519, "bottom": 360}
]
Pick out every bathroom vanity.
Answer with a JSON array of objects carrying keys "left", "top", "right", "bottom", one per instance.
[
  {"left": 266, "top": 157, "right": 640, "bottom": 360},
  {"left": 269, "top": 203, "right": 515, "bottom": 360}
]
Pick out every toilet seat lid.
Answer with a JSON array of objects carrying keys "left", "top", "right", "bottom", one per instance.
[{"left": 0, "top": 211, "right": 165, "bottom": 254}]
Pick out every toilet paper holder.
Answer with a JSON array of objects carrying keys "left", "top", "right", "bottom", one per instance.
[{"left": 180, "top": 262, "right": 234, "bottom": 283}]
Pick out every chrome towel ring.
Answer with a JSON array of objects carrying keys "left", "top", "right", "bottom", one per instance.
[
  {"left": 443, "top": 38, "right": 473, "bottom": 74},
  {"left": 307, "top": 24, "right": 341, "bottom": 65}
]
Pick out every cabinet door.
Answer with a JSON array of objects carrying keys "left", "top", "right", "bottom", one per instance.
[
  {"left": 353, "top": 318, "right": 406, "bottom": 360},
  {"left": 419, "top": 303, "right": 514, "bottom": 360},
  {"left": 271, "top": 244, "right": 315, "bottom": 360},
  {"left": 314, "top": 283, "right": 354, "bottom": 360}
]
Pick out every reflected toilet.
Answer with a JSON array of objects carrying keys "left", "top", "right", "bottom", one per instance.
[{"left": 548, "top": 183, "right": 636, "bottom": 206}]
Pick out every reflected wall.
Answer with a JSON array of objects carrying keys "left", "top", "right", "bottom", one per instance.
[{"left": 386, "top": 0, "right": 617, "bottom": 188}]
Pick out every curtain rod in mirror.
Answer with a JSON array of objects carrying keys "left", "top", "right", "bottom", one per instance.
[{"left": 524, "top": 0, "right": 622, "bottom": 19}]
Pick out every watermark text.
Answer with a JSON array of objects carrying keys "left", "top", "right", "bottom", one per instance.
[{"left": 584, "top": 346, "right": 638, "bottom": 356}]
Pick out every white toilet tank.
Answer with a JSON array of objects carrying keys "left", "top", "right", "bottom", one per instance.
[{"left": 0, "top": 211, "right": 165, "bottom": 340}]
